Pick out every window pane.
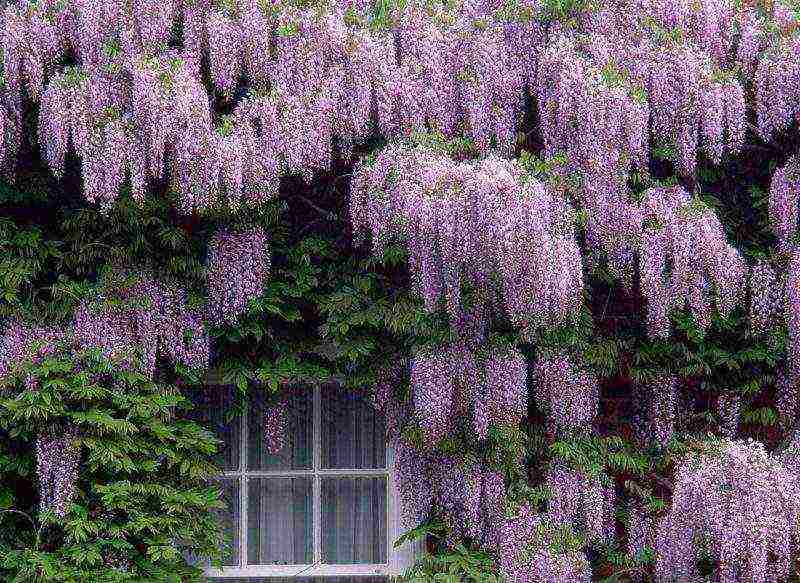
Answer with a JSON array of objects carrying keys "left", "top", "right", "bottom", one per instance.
[
  {"left": 248, "top": 391, "right": 312, "bottom": 470},
  {"left": 321, "top": 477, "right": 387, "bottom": 564},
  {"left": 218, "top": 479, "right": 240, "bottom": 567},
  {"left": 248, "top": 478, "right": 313, "bottom": 565},
  {"left": 321, "top": 386, "right": 386, "bottom": 469},
  {"left": 186, "top": 386, "right": 240, "bottom": 471}
]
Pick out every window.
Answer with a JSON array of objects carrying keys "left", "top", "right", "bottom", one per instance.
[{"left": 192, "top": 383, "right": 418, "bottom": 580}]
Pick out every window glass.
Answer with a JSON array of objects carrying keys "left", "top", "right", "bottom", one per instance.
[
  {"left": 248, "top": 391, "right": 313, "bottom": 470},
  {"left": 187, "top": 386, "right": 240, "bottom": 471},
  {"left": 218, "top": 479, "right": 240, "bottom": 567},
  {"left": 321, "top": 477, "right": 388, "bottom": 564},
  {"left": 247, "top": 478, "right": 313, "bottom": 565},
  {"left": 321, "top": 387, "right": 386, "bottom": 470}
]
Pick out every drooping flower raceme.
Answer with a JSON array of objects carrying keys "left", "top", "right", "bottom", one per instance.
[
  {"left": 786, "top": 250, "right": 800, "bottom": 379},
  {"left": 351, "top": 144, "right": 585, "bottom": 341},
  {"left": 262, "top": 394, "right": 289, "bottom": 456},
  {"left": 369, "top": 357, "right": 412, "bottom": 440},
  {"left": 716, "top": 392, "right": 741, "bottom": 439},
  {"left": 473, "top": 343, "right": 528, "bottom": 440},
  {"left": 410, "top": 345, "right": 458, "bottom": 444},
  {"left": 775, "top": 368, "right": 799, "bottom": 427},
  {"left": 749, "top": 260, "right": 784, "bottom": 337},
  {"left": 36, "top": 424, "right": 82, "bottom": 518},
  {"left": 639, "top": 186, "right": 747, "bottom": 337},
  {"left": 654, "top": 439, "right": 800, "bottom": 583},
  {"left": 411, "top": 340, "right": 528, "bottom": 443},
  {"left": 626, "top": 500, "right": 657, "bottom": 583},
  {"left": 393, "top": 436, "right": 509, "bottom": 546},
  {"left": 492, "top": 502, "right": 593, "bottom": 583},
  {"left": 206, "top": 226, "right": 271, "bottom": 325},
  {"left": 768, "top": 156, "right": 800, "bottom": 252},
  {"left": 545, "top": 461, "right": 616, "bottom": 544},
  {"left": 533, "top": 352, "right": 598, "bottom": 434},
  {"left": 637, "top": 373, "right": 679, "bottom": 449}
]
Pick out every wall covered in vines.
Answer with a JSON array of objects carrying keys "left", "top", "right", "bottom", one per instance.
[{"left": 1, "top": 0, "right": 800, "bottom": 581}]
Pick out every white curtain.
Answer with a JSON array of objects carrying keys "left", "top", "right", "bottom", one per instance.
[
  {"left": 321, "top": 386, "right": 386, "bottom": 470},
  {"left": 321, "top": 477, "right": 387, "bottom": 563},
  {"left": 249, "top": 391, "right": 313, "bottom": 470},
  {"left": 247, "top": 477, "right": 313, "bottom": 564},
  {"left": 219, "top": 479, "right": 241, "bottom": 567},
  {"left": 188, "top": 386, "right": 240, "bottom": 471}
]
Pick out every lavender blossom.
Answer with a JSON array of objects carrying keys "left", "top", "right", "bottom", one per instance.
[
  {"left": 206, "top": 227, "right": 271, "bottom": 325},
  {"left": 36, "top": 425, "right": 82, "bottom": 518}
]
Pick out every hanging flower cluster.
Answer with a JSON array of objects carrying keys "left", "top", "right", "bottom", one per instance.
[
  {"left": 35, "top": 424, "right": 82, "bottom": 518},
  {"left": 369, "top": 357, "right": 412, "bottom": 441},
  {"left": 262, "top": 393, "right": 289, "bottom": 456},
  {"left": 4, "top": 0, "right": 795, "bottom": 213},
  {"left": 754, "top": 31, "right": 800, "bottom": 144},
  {"left": 779, "top": 428, "right": 800, "bottom": 478},
  {"left": 473, "top": 344, "right": 529, "bottom": 441},
  {"left": 716, "top": 391, "right": 741, "bottom": 439},
  {"left": 786, "top": 251, "right": 800, "bottom": 379},
  {"left": 533, "top": 351, "right": 598, "bottom": 435},
  {"left": 492, "top": 502, "right": 593, "bottom": 583},
  {"left": 775, "top": 368, "right": 799, "bottom": 428},
  {"left": 352, "top": 145, "right": 585, "bottom": 340},
  {"left": 206, "top": 226, "right": 271, "bottom": 325},
  {"left": 626, "top": 500, "right": 658, "bottom": 582},
  {"left": 545, "top": 461, "right": 616, "bottom": 545},
  {"left": 410, "top": 341, "right": 527, "bottom": 444},
  {"left": 743, "top": 250, "right": 800, "bottom": 391},
  {"left": 768, "top": 156, "right": 800, "bottom": 252},
  {"left": 354, "top": 145, "right": 761, "bottom": 343},
  {"left": 749, "top": 260, "right": 784, "bottom": 337},
  {"left": 393, "top": 436, "right": 507, "bottom": 546},
  {"left": 639, "top": 186, "right": 747, "bottom": 338},
  {"left": 410, "top": 344, "right": 462, "bottom": 444},
  {"left": 654, "top": 438, "right": 800, "bottom": 583},
  {"left": 636, "top": 373, "right": 679, "bottom": 449}
]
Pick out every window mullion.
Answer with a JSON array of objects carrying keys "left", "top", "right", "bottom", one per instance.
[
  {"left": 240, "top": 403, "right": 248, "bottom": 568},
  {"left": 313, "top": 384, "right": 322, "bottom": 566},
  {"left": 384, "top": 414, "right": 391, "bottom": 569}
]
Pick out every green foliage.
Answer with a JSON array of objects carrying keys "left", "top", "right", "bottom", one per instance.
[
  {"left": 550, "top": 434, "right": 652, "bottom": 477},
  {"left": 632, "top": 305, "right": 782, "bottom": 392},
  {"left": 740, "top": 406, "right": 778, "bottom": 427},
  {"left": 0, "top": 347, "right": 228, "bottom": 582},
  {"left": 537, "top": 0, "right": 589, "bottom": 22},
  {"left": 0, "top": 219, "right": 63, "bottom": 320},
  {"left": 595, "top": 541, "right": 655, "bottom": 583},
  {"left": 398, "top": 520, "right": 500, "bottom": 583},
  {"left": 409, "top": 130, "right": 478, "bottom": 160}
]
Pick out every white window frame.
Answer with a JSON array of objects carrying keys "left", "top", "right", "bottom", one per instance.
[{"left": 206, "top": 383, "right": 419, "bottom": 579}]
